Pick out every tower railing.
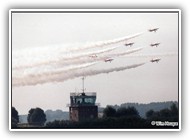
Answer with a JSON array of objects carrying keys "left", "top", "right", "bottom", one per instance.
[
  {"left": 70, "top": 92, "right": 96, "bottom": 96},
  {"left": 66, "top": 103, "right": 100, "bottom": 107}
]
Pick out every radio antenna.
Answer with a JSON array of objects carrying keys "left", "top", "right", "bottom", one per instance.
[{"left": 82, "top": 77, "right": 86, "bottom": 93}]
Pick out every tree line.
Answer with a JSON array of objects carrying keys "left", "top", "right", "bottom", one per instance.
[
  {"left": 11, "top": 107, "right": 46, "bottom": 128},
  {"left": 12, "top": 103, "right": 178, "bottom": 129},
  {"left": 45, "top": 103, "right": 178, "bottom": 128}
]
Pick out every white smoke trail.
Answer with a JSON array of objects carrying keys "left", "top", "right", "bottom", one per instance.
[
  {"left": 13, "top": 61, "right": 97, "bottom": 77},
  {"left": 13, "top": 47, "right": 144, "bottom": 83},
  {"left": 13, "top": 45, "right": 118, "bottom": 70},
  {"left": 12, "top": 32, "right": 144, "bottom": 87},
  {"left": 80, "top": 63, "right": 146, "bottom": 77},
  {"left": 13, "top": 62, "right": 145, "bottom": 87},
  {"left": 64, "top": 32, "right": 143, "bottom": 52},
  {"left": 13, "top": 46, "right": 144, "bottom": 79},
  {"left": 123, "top": 52, "right": 178, "bottom": 58},
  {"left": 41, "top": 47, "right": 144, "bottom": 68},
  {"left": 13, "top": 62, "right": 97, "bottom": 86},
  {"left": 105, "top": 47, "right": 144, "bottom": 58},
  {"left": 13, "top": 32, "right": 143, "bottom": 70}
]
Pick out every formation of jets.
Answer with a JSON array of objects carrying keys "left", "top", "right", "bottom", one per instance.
[
  {"left": 150, "top": 43, "right": 160, "bottom": 47},
  {"left": 88, "top": 27, "right": 161, "bottom": 64},
  {"left": 149, "top": 28, "right": 161, "bottom": 63}
]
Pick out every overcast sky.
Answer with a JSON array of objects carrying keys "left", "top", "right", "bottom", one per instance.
[{"left": 11, "top": 11, "right": 179, "bottom": 115}]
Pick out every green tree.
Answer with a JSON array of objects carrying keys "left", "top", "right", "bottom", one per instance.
[
  {"left": 160, "top": 108, "right": 171, "bottom": 118},
  {"left": 170, "top": 103, "right": 179, "bottom": 121},
  {"left": 170, "top": 103, "right": 178, "bottom": 116},
  {"left": 27, "top": 107, "right": 46, "bottom": 126},
  {"left": 116, "top": 106, "right": 140, "bottom": 118},
  {"left": 11, "top": 107, "right": 19, "bottom": 128},
  {"left": 103, "top": 106, "right": 116, "bottom": 118},
  {"left": 116, "top": 107, "right": 128, "bottom": 117},
  {"left": 146, "top": 109, "right": 155, "bottom": 119}
]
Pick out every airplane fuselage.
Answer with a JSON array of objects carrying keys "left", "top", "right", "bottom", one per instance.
[
  {"left": 104, "top": 58, "right": 114, "bottom": 62},
  {"left": 148, "top": 28, "right": 159, "bottom": 32},
  {"left": 125, "top": 42, "right": 134, "bottom": 47},
  {"left": 150, "top": 58, "right": 161, "bottom": 63},
  {"left": 150, "top": 43, "right": 160, "bottom": 47}
]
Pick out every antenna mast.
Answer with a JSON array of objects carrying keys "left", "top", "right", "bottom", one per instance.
[{"left": 82, "top": 77, "right": 86, "bottom": 93}]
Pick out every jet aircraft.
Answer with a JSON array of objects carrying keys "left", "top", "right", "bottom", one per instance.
[
  {"left": 125, "top": 42, "right": 134, "bottom": 47},
  {"left": 150, "top": 58, "right": 161, "bottom": 63},
  {"left": 104, "top": 58, "right": 114, "bottom": 63},
  {"left": 150, "top": 43, "right": 160, "bottom": 47},
  {"left": 148, "top": 28, "right": 159, "bottom": 32}
]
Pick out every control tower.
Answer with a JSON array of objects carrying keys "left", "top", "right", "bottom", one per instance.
[{"left": 69, "top": 77, "right": 98, "bottom": 122}]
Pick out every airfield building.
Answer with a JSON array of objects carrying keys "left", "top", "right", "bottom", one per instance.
[{"left": 69, "top": 92, "right": 98, "bottom": 122}]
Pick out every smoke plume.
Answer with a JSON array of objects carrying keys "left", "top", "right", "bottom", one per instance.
[
  {"left": 12, "top": 32, "right": 145, "bottom": 87},
  {"left": 13, "top": 63, "right": 145, "bottom": 87}
]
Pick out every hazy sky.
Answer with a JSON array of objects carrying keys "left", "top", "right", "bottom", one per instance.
[{"left": 11, "top": 11, "right": 179, "bottom": 115}]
